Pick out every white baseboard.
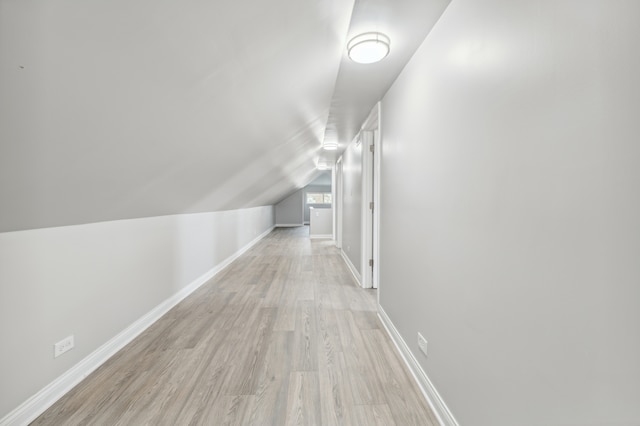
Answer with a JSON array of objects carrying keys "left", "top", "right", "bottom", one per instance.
[
  {"left": 0, "top": 225, "right": 275, "bottom": 426},
  {"left": 309, "top": 234, "right": 332, "bottom": 239},
  {"left": 340, "top": 249, "right": 362, "bottom": 286},
  {"left": 275, "top": 224, "right": 303, "bottom": 227},
  {"left": 377, "top": 306, "right": 459, "bottom": 426}
]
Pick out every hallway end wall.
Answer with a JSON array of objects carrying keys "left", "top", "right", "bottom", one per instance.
[
  {"left": 275, "top": 189, "right": 304, "bottom": 226},
  {"left": 303, "top": 184, "right": 332, "bottom": 224}
]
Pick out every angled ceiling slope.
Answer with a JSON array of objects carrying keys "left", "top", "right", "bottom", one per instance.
[{"left": 0, "top": 0, "right": 449, "bottom": 232}]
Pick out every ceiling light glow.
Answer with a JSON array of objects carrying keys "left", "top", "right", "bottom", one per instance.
[
  {"left": 317, "top": 160, "right": 331, "bottom": 170},
  {"left": 347, "top": 32, "right": 390, "bottom": 64},
  {"left": 323, "top": 140, "right": 338, "bottom": 150}
]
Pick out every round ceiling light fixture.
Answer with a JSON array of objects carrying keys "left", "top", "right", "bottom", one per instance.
[
  {"left": 347, "top": 32, "right": 390, "bottom": 64},
  {"left": 323, "top": 140, "right": 338, "bottom": 150}
]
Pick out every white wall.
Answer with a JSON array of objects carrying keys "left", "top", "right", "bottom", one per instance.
[
  {"left": 340, "top": 138, "right": 363, "bottom": 276},
  {"left": 379, "top": 1, "right": 640, "bottom": 425},
  {"left": 275, "top": 189, "right": 303, "bottom": 226},
  {"left": 309, "top": 207, "right": 333, "bottom": 238},
  {"left": 0, "top": 206, "right": 274, "bottom": 420}
]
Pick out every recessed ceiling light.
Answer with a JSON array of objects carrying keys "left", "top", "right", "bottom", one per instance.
[{"left": 347, "top": 32, "right": 390, "bottom": 64}]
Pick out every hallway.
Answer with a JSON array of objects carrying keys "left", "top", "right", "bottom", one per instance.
[{"left": 32, "top": 227, "right": 438, "bottom": 425}]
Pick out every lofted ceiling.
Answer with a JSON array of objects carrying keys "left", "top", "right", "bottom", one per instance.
[{"left": 0, "top": 0, "right": 450, "bottom": 232}]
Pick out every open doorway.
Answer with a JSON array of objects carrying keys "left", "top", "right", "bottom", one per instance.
[{"left": 334, "top": 103, "right": 380, "bottom": 290}]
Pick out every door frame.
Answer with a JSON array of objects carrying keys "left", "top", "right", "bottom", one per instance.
[
  {"left": 334, "top": 157, "right": 343, "bottom": 249},
  {"left": 360, "top": 103, "right": 381, "bottom": 289}
]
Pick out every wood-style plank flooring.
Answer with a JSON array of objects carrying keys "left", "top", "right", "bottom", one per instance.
[{"left": 33, "top": 226, "right": 438, "bottom": 425}]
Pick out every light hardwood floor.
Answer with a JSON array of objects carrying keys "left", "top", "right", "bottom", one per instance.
[{"left": 33, "top": 226, "right": 439, "bottom": 425}]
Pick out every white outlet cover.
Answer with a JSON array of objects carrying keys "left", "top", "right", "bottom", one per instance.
[{"left": 54, "top": 335, "right": 75, "bottom": 358}]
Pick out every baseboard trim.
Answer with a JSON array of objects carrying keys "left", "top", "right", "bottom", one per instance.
[
  {"left": 0, "top": 225, "right": 275, "bottom": 426},
  {"left": 309, "top": 234, "right": 332, "bottom": 239},
  {"left": 340, "top": 249, "right": 362, "bottom": 286},
  {"left": 275, "top": 224, "right": 304, "bottom": 227},
  {"left": 378, "top": 306, "right": 459, "bottom": 426}
]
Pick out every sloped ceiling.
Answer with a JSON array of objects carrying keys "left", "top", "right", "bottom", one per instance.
[
  {"left": 0, "top": 0, "right": 449, "bottom": 232},
  {"left": 308, "top": 171, "right": 332, "bottom": 187}
]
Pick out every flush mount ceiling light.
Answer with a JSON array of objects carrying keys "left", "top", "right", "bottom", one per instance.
[
  {"left": 347, "top": 32, "right": 390, "bottom": 64},
  {"left": 317, "top": 160, "right": 331, "bottom": 170},
  {"left": 323, "top": 140, "right": 338, "bottom": 151}
]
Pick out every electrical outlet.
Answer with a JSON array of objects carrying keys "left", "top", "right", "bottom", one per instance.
[
  {"left": 418, "top": 332, "right": 428, "bottom": 357},
  {"left": 54, "top": 335, "right": 74, "bottom": 358}
]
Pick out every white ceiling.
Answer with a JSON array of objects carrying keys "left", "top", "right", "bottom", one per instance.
[{"left": 0, "top": 0, "right": 450, "bottom": 232}]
